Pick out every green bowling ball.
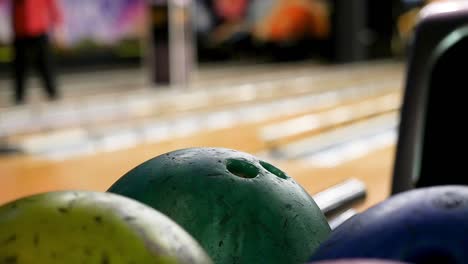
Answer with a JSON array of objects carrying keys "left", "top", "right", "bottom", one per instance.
[{"left": 108, "top": 147, "right": 331, "bottom": 264}]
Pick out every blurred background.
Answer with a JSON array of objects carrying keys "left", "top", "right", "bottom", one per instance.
[{"left": 0, "top": 0, "right": 435, "bottom": 207}]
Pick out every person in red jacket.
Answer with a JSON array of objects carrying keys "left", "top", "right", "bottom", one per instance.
[{"left": 7, "top": 0, "right": 64, "bottom": 104}]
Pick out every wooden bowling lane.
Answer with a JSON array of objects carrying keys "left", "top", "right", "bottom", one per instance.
[
  {"left": 1, "top": 62, "right": 401, "bottom": 140},
  {"left": 1, "top": 90, "right": 399, "bottom": 166},
  {"left": 6, "top": 80, "right": 400, "bottom": 160},
  {"left": 2, "top": 76, "right": 398, "bottom": 152}
]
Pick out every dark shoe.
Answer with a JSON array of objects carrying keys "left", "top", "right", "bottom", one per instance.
[
  {"left": 0, "top": 144, "right": 23, "bottom": 155},
  {"left": 48, "top": 93, "right": 60, "bottom": 102},
  {"left": 14, "top": 98, "right": 25, "bottom": 105}
]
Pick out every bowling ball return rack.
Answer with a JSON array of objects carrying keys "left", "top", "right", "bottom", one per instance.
[
  {"left": 313, "top": 178, "right": 367, "bottom": 230},
  {"left": 392, "top": 1, "right": 468, "bottom": 193}
]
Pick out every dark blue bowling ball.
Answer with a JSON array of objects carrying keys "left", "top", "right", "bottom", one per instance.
[
  {"left": 309, "top": 186, "right": 468, "bottom": 263},
  {"left": 309, "top": 260, "right": 409, "bottom": 264}
]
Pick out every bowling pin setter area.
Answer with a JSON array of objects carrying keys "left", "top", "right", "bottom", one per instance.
[{"left": 1, "top": 1, "right": 468, "bottom": 263}]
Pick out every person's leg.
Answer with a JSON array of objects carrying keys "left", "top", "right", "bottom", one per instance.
[
  {"left": 12, "top": 38, "right": 28, "bottom": 104},
  {"left": 35, "top": 34, "right": 59, "bottom": 101}
]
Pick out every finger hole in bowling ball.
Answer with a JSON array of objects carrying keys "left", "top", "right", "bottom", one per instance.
[
  {"left": 226, "top": 159, "right": 259, "bottom": 179},
  {"left": 260, "top": 160, "right": 288, "bottom": 179},
  {"left": 405, "top": 249, "right": 456, "bottom": 264}
]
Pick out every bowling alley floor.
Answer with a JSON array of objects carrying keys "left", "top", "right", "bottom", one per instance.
[{"left": 0, "top": 59, "right": 405, "bottom": 212}]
